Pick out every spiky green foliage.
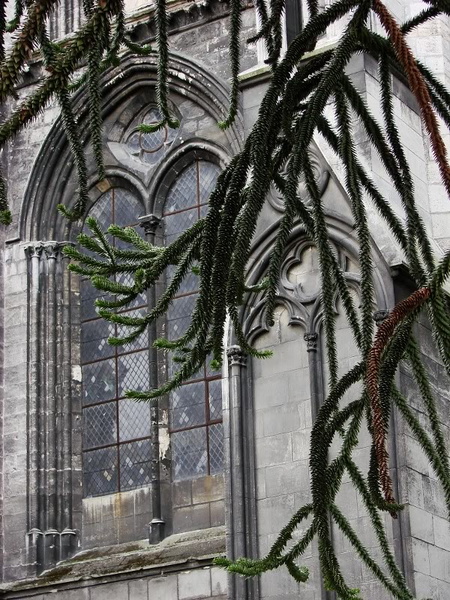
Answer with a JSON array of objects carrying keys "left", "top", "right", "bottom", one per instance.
[{"left": 2, "top": 0, "right": 450, "bottom": 597}]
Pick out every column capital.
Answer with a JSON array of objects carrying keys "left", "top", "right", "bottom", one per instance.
[
  {"left": 24, "top": 241, "right": 73, "bottom": 260},
  {"left": 24, "top": 242, "right": 44, "bottom": 259},
  {"left": 226, "top": 345, "right": 247, "bottom": 367},
  {"left": 139, "top": 214, "right": 161, "bottom": 235},
  {"left": 304, "top": 332, "right": 318, "bottom": 352}
]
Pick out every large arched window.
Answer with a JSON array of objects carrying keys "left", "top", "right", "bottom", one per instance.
[
  {"left": 81, "top": 187, "right": 152, "bottom": 497},
  {"left": 163, "top": 159, "right": 224, "bottom": 481}
]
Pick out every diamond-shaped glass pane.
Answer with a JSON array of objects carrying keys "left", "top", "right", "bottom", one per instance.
[
  {"left": 82, "top": 359, "right": 116, "bottom": 405},
  {"left": 206, "top": 354, "right": 221, "bottom": 378},
  {"left": 167, "top": 294, "right": 197, "bottom": 342},
  {"left": 90, "top": 193, "right": 113, "bottom": 230},
  {"left": 116, "top": 272, "right": 147, "bottom": 308},
  {"left": 81, "top": 319, "right": 115, "bottom": 363},
  {"left": 172, "top": 428, "right": 207, "bottom": 481},
  {"left": 164, "top": 208, "right": 198, "bottom": 243},
  {"left": 167, "top": 293, "right": 197, "bottom": 320},
  {"left": 119, "top": 399, "right": 151, "bottom": 441},
  {"left": 164, "top": 164, "right": 198, "bottom": 214},
  {"left": 127, "top": 131, "right": 141, "bottom": 154},
  {"left": 117, "top": 351, "right": 150, "bottom": 397},
  {"left": 170, "top": 381, "right": 206, "bottom": 429},
  {"left": 166, "top": 264, "right": 199, "bottom": 295},
  {"left": 83, "top": 447, "right": 118, "bottom": 497},
  {"left": 83, "top": 402, "right": 117, "bottom": 449},
  {"left": 198, "top": 161, "right": 221, "bottom": 203},
  {"left": 209, "top": 423, "right": 224, "bottom": 474},
  {"left": 120, "top": 440, "right": 151, "bottom": 490},
  {"left": 116, "top": 308, "right": 149, "bottom": 354},
  {"left": 81, "top": 279, "right": 111, "bottom": 321},
  {"left": 139, "top": 108, "right": 165, "bottom": 152},
  {"left": 208, "top": 379, "right": 222, "bottom": 420},
  {"left": 113, "top": 188, "right": 142, "bottom": 227}
]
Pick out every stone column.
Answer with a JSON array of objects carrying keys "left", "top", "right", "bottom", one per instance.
[
  {"left": 24, "top": 242, "right": 79, "bottom": 573},
  {"left": 139, "top": 215, "right": 165, "bottom": 544},
  {"left": 225, "top": 345, "right": 259, "bottom": 600}
]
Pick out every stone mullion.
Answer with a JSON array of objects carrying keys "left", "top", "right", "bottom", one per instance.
[{"left": 140, "top": 215, "right": 165, "bottom": 544}]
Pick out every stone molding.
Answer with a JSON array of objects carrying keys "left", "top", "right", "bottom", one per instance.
[{"left": 24, "top": 241, "right": 80, "bottom": 573}]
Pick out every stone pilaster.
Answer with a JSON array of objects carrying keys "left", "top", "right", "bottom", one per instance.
[
  {"left": 224, "top": 345, "right": 259, "bottom": 600},
  {"left": 24, "top": 241, "right": 79, "bottom": 573}
]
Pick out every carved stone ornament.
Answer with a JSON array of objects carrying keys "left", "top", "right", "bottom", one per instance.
[
  {"left": 227, "top": 345, "right": 248, "bottom": 367},
  {"left": 304, "top": 332, "right": 318, "bottom": 352},
  {"left": 267, "top": 149, "right": 330, "bottom": 213},
  {"left": 139, "top": 213, "right": 161, "bottom": 235}
]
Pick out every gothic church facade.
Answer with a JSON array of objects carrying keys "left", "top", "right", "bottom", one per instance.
[{"left": 0, "top": 1, "right": 449, "bottom": 599}]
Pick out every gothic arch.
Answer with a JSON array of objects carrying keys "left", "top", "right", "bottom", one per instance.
[{"left": 20, "top": 51, "right": 243, "bottom": 242}]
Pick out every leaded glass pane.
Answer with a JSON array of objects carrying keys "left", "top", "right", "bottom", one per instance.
[
  {"left": 164, "top": 208, "right": 198, "bottom": 243},
  {"left": 164, "top": 164, "right": 198, "bottom": 213},
  {"left": 81, "top": 279, "right": 107, "bottom": 321},
  {"left": 116, "top": 309, "right": 149, "bottom": 354},
  {"left": 208, "top": 379, "right": 222, "bottom": 420},
  {"left": 167, "top": 294, "right": 197, "bottom": 342},
  {"left": 114, "top": 271, "right": 147, "bottom": 308},
  {"left": 117, "top": 351, "right": 150, "bottom": 396},
  {"left": 83, "top": 447, "right": 118, "bottom": 497},
  {"left": 198, "top": 161, "right": 221, "bottom": 203},
  {"left": 90, "top": 192, "right": 113, "bottom": 229},
  {"left": 81, "top": 319, "right": 115, "bottom": 362},
  {"left": 171, "top": 428, "right": 208, "bottom": 481},
  {"left": 83, "top": 402, "right": 117, "bottom": 449},
  {"left": 166, "top": 264, "right": 199, "bottom": 295},
  {"left": 206, "top": 353, "right": 221, "bottom": 377},
  {"left": 81, "top": 186, "right": 153, "bottom": 497},
  {"left": 209, "top": 424, "right": 224, "bottom": 474},
  {"left": 119, "top": 399, "right": 151, "bottom": 441},
  {"left": 113, "top": 189, "right": 142, "bottom": 227},
  {"left": 82, "top": 359, "right": 116, "bottom": 405},
  {"left": 140, "top": 108, "right": 165, "bottom": 152},
  {"left": 120, "top": 440, "right": 151, "bottom": 490},
  {"left": 170, "top": 381, "right": 206, "bottom": 429}
]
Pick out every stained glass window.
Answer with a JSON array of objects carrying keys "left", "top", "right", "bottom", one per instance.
[
  {"left": 81, "top": 188, "right": 152, "bottom": 497},
  {"left": 164, "top": 160, "right": 224, "bottom": 481}
]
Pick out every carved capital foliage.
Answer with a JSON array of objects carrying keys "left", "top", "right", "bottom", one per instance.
[
  {"left": 139, "top": 214, "right": 161, "bottom": 235},
  {"left": 227, "top": 345, "right": 248, "bottom": 367},
  {"left": 24, "top": 241, "right": 72, "bottom": 261},
  {"left": 304, "top": 332, "right": 318, "bottom": 352}
]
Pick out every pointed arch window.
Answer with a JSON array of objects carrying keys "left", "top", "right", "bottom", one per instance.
[
  {"left": 81, "top": 187, "right": 152, "bottom": 497},
  {"left": 163, "top": 159, "right": 225, "bottom": 481}
]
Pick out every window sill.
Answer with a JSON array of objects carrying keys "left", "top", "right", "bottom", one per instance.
[{"left": 0, "top": 527, "right": 226, "bottom": 597}]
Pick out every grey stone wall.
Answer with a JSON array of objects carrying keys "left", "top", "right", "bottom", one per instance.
[
  {"left": 0, "top": 0, "right": 256, "bottom": 584},
  {"left": 1, "top": 1, "right": 450, "bottom": 599},
  {"left": 3, "top": 566, "right": 227, "bottom": 600}
]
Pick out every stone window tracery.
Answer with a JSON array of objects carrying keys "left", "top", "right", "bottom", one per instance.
[{"left": 125, "top": 107, "right": 178, "bottom": 165}]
